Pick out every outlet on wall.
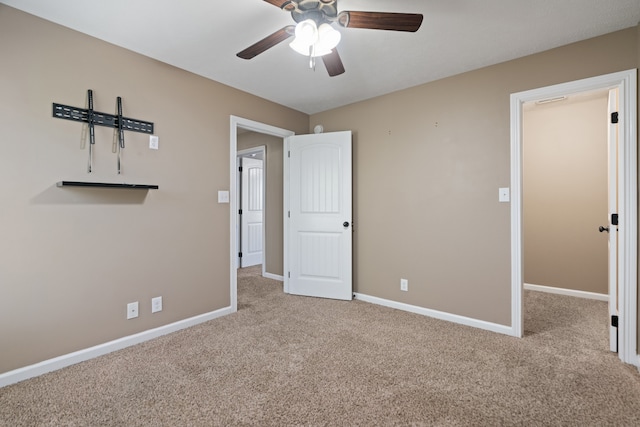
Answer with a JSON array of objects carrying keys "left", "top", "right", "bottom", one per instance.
[
  {"left": 151, "top": 296, "right": 163, "bottom": 313},
  {"left": 400, "top": 279, "right": 408, "bottom": 292},
  {"left": 127, "top": 301, "right": 139, "bottom": 319}
]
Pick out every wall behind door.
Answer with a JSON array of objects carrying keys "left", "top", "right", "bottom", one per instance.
[
  {"left": 523, "top": 92, "right": 608, "bottom": 294},
  {"left": 238, "top": 132, "right": 284, "bottom": 276}
]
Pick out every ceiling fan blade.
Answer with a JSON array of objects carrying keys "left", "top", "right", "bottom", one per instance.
[
  {"left": 262, "top": 0, "right": 295, "bottom": 11},
  {"left": 322, "top": 49, "right": 345, "bottom": 77},
  {"left": 338, "top": 11, "right": 423, "bottom": 32},
  {"left": 237, "top": 26, "right": 295, "bottom": 60}
]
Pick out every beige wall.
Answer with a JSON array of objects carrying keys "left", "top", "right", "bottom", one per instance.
[
  {"left": 2, "top": 5, "right": 639, "bottom": 376},
  {"left": 0, "top": 6, "right": 308, "bottom": 374},
  {"left": 310, "top": 27, "right": 638, "bottom": 327},
  {"left": 238, "top": 132, "right": 284, "bottom": 276},
  {"left": 523, "top": 93, "right": 609, "bottom": 294}
]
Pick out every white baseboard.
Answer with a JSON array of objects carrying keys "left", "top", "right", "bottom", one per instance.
[
  {"left": 263, "top": 272, "right": 284, "bottom": 282},
  {"left": 524, "top": 283, "right": 609, "bottom": 301},
  {"left": 354, "top": 293, "right": 516, "bottom": 337},
  {"left": 0, "top": 305, "right": 235, "bottom": 388}
]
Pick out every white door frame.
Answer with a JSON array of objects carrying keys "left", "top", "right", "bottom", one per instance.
[
  {"left": 237, "top": 146, "right": 266, "bottom": 271},
  {"left": 229, "top": 116, "right": 295, "bottom": 312},
  {"left": 509, "top": 69, "right": 638, "bottom": 366}
]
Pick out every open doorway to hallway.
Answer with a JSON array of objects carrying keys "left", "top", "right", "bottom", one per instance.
[
  {"left": 236, "top": 131, "right": 285, "bottom": 281},
  {"left": 523, "top": 90, "right": 610, "bottom": 296},
  {"left": 229, "top": 116, "right": 295, "bottom": 312},
  {"left": 522, "top": 89, "right": 610, "bottom": 348}
]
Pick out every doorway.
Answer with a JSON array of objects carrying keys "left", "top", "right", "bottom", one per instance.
[
  {"left": 522, "top": 90, "right": 609, "bottom": 298},
  {"left": 229, "top": 116, "right": 294, "bottom": 312},
  {"left": 510, "top": 69, "right": 638, "bottom": 366},
  {"left": 522, "top": 89, "right": 610, "bottom": 349}
]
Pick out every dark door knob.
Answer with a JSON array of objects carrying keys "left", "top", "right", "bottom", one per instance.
[
  {"left": 343, "top": 221, "right": 350, "bottom": 228},
  {"left": 599, "top": 226, "right": 609, "bottom": 233}
]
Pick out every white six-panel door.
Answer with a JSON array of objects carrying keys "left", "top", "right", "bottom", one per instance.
[{"left": 286, "top": 131, "right": 352, "bottom": 300}]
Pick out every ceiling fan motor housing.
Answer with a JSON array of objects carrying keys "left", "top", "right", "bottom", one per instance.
[{"left": 288, "top": 0, "right": 338, "bottom": 25}]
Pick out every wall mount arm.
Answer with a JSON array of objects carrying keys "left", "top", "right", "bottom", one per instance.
[
  {"left": 52, "top": 89, "right": 154, "bottom": 174},
  {"left": 52, "top": 100, "right": 154, "bottom": 134}
]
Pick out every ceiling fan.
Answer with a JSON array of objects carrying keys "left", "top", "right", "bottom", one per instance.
[{"left": 236, "top": 0, "right": 423, "bottom": 77}]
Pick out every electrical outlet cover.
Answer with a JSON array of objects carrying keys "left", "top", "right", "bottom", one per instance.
[{"left": 127, "top": 301, "right": 139, "bottom": 319}]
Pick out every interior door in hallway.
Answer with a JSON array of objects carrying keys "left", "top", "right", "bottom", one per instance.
[
  {"left": 286, "top": 131, "right": 352, "bottom": 300},
  {"left": 240, "top": 157, "right": 264, "bottom": 267}
]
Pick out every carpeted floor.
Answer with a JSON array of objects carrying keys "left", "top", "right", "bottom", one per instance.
[{"left": 1, "top": 266, "right": 639, "bottom": 426}]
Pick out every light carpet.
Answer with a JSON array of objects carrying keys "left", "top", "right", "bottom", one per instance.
[{"left": 1, "top": 266, "right": 639, "bottom": 426}]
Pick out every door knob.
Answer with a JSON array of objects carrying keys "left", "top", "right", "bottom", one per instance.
[
  {"left": 343, "top": 221, "right": 350, "bottom": 228},
  {"left": 599, "top": 226, "right": 609, "bottom": 233}
]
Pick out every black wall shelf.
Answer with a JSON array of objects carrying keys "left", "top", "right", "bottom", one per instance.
[{"left": 57, "top": 181, "right": 158, "bottom": 190}]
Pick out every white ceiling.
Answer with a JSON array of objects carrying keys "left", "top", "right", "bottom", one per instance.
[{"left": 3, "top": 0, "right": 639, "bottom": 114}]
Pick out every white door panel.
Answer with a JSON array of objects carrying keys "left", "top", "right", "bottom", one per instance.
[
  {"left": 299, "top": 231, "right": 342, "bottom": 280},
  {"left": 287, "top": 131, "right": 352, "bottom": 300},
  {"left": 240, "top": 157, "right": 263, "bottom": 267}
]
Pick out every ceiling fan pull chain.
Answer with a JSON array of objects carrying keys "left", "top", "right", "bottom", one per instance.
[{"left": 309, "top": 44, "right": 316, "bottom": 70}]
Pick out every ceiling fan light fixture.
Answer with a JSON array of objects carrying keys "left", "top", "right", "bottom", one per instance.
[
  {"left": 294, "top": 19, "right": 318, "bottom": 45},
  {"left": 238, "top": 2, "right": 423, "bottom": 77},
  {"left": 316, "top": 23, "right": 341, "bottom": 51},
  {"left": 289, "top": 40, "right": 332, "bottom": 57},
  {"left": 289, "top": 37, "right": 314, "bottom": 56},
  {"left": 290, "top": 21, "right": 340, "bottom": 58}
]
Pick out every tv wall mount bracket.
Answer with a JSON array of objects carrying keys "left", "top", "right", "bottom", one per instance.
[{"left": 52, "top": 89, "right": 154, "bottom": 174}]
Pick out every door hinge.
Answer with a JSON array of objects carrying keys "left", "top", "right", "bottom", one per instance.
[
  {"left": 239, "top": 252, "right": 243, "bottom": 258},
  {"left": 611, "top": 213, "right": 618, "bottom": 225},
  {"left": 611, "top": 112, "right": 619, "bottom": 124},
  {"left": 611, "top": 315, "right": 618, "bottom": 327},
  {"left": 288, "top": 271, "right": 291, "bottom": 278},
  {"left": 238, "top": 166, "right": 243, "bottom": 172},
  {"left": 288, "top": 151, "right": 291, "bottom": 158},
  {"left": 239, "top": 209, "right": 243, "bottom": 215},
  {"left": 288, "top": 211, "right": 290, "bottom": 218}
]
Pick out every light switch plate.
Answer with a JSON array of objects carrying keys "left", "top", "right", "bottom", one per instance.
[
  {"left": 149, "top": 135, "right": 159, "bottom": 150},
  {"left": 151, "top": 296, "right": 162, "bottom": 313},
  {"left": 499, "top": 187, "right": 510, "bottom": 202},
  {"left": 218, "top": 190, "right": 230, "bottom": 203}
]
